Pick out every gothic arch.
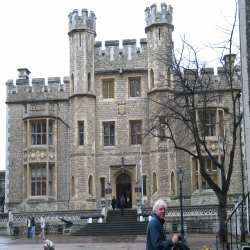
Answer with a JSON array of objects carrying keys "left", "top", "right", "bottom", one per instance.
[
  {"left": 70, "top": 175, "right": 74, "bottom": 199},
  {"left": 88, "top": 175, "right": 93, "bottom": 196},
  {"left": 71, "top": 73, "right": 74, "bottom": 94},
  {"left": 152, "top": 172, "right": 157, "bottom": 194},
  {"left": 170, "top": 171, "right": 175, "bottom": 194}
]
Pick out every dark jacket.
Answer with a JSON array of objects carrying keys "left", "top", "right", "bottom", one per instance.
[
  {"left": 120, "top": 196, "right": 126, "bottom": 206},
  {"left": 111, "top": 198, "right": 116, "bottom": 209},
  {"left": 146, "top": 212, "right": 173, "bottom": 250},
  {"left": 31, "top": 217, "right": 35, "bottom": 227}
]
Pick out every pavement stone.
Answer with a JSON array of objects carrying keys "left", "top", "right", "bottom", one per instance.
[{"left": 0, "top": 233, "right": 220, "bottom": 250}]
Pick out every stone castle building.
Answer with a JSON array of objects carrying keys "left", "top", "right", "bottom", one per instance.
[{"left": 4, "top": 3, "right": 243, "bottom": 213}]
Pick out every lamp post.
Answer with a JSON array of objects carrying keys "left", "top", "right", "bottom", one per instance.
[{"left": 177, "top": 167, "right": 184, "bottom": 236}]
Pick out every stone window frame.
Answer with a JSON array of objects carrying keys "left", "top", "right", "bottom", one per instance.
[
  {"left": 101, "top": 120, "right": 116, "bottom": 149},
  {"left": 159, "top": 116, "right": 166, "bottom": 141},
  {"left": 30, "top": 119, "right": 53, "bottom": 146},
  {"left": 78, "top": 121, "right": 84, "bottom": 146},
  {"left": 128, "top": 76, "right": 141, "bottom": 98},
  {"left": 193, "top": 157, "right": 219, "bottom": 193},
  {"left": 103, "top": 122, "right": 115, "bottom": 147},
  {"left": 129, "top": 119, "right": 142, "bottom": 145},
  {"left": 31, "top": 165, "right": 52, "bottom": 197}
]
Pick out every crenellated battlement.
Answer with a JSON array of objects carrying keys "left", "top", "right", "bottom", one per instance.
[
  {"left": 145, "top": 2, "right": 173, "bottom": 31},
  {"left": 6, "top": 70, "right": 70, "bottom": 102},
  {"left": 68, "top": 8, "right": 96, "bottom": 35}
]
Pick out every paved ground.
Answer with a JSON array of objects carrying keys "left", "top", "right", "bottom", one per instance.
[{"left": 0, "top": 233, "right": 220, "bottom": 250}]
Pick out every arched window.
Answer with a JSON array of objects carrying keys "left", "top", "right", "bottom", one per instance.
[
  {"left": 88, "top": 73, "right": 91, "bottom": 92},
  {"left": 153, "top": 172, "right": 157, "bottom": 194},
  {"left": 171, "top": 171, "right": 175, "bottom": 194},
  {"left": 70, "top": 176, "right": 75, "bottom": 198},
  {"left": 150, "top": 69, "right": 154, "bottom": 89},
  {"left": 89, "top": 175, "right": 93, "bottom": 196}
]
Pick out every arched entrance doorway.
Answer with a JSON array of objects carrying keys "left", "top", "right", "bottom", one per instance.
[{"left": 116, "top": 173, "right": 132, "bottom": 208}]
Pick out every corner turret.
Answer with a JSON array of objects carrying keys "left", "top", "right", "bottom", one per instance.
[
  {"left": 145, "top": 3, "right": 173, "bottom": 32},
  {"left": 68, "top": 9, "right": 96, "bottom": 36}
]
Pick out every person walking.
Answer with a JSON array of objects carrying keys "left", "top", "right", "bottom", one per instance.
[
  {"left": 120, "top": 194, "right": 126, "bottom": 215},
  {"left": 146, "top": 199, "right": 178, "bottom": 250},
  {"left": 27, "top": 216, "right": 31, "bottom": 238},
  {"left": 30, "top": 214, "right": 36, "bottom": 238},
  {"left": 111, "top": 196, "right": 116, "bottom": 215},
  {"left": 39, "top": 214, "right": 46, "bottom": 240}
]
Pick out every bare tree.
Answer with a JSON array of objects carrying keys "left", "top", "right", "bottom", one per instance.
[{"left": 145, "top": 3, "right": 242, "bottom": 243}]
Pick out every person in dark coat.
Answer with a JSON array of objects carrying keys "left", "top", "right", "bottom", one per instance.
[
  {"left": 120, "top": 194, "right": 126, "bottom": 215},
  {"left": 111, "top": 196, "right": 116, "bottom": 215},
  {"left": 30, "top": 214, "right": 35, "bottom": 238},
  {"left": 146, "top": 199, "right": 178, "bottom": 250}
]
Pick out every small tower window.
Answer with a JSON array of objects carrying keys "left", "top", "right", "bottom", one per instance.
[{"left": 79, "top": 33, "right": 81, "bottom": 47}]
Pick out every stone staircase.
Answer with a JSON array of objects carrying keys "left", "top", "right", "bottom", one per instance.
[{"left": 72, "top": 209, "right": 148, "bottom": 236}]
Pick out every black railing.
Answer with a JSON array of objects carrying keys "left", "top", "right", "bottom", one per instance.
[{"left": 220, "top": 192, "right": 250, "bottom": 250}]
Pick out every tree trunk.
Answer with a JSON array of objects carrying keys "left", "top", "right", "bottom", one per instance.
[{"left": 218, "top": 195, "right": 227, "bottom": 245}]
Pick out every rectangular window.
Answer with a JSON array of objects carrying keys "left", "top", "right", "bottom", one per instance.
[
  {"left": 201, "top": 159, "right": 218, "bottom": 189},
  {"left": 104, "top": 123, "right": 115, "bottom": 146},
  {"left": 103, "top": 80, "right": 114, "bottom": 99},
  {"left": 31, "top": 166, "right": 46, "bottom": 196},
  {"left": 31, "top": 121, "right": 53, "bottom": 145},
  {"left": 79, "top": 122, "right": 84, "bottom": 145},
  {"left": 130, "top": 121, "right": 142, "bottom": 145},
  {"left": 101, "top": 178, "right": 105, "bottom": 198},
  {"left": 199, "top": 112, "right": 216, "bottom": 137},
  {"left": 143, "top": 176, "right": 147, "bottom": 196},
  {"left": 130, "top": 80, "right": 140, "bottom": 97}
]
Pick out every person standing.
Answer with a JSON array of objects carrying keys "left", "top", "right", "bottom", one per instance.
[
  {"left": 27, "top": 216, "right": 31, "bottom": 238},
  {"left": 120, "top": 194, "right": 126, "bottom": 215},
  {"left": 111, "top": 196, "right": 116, "bottom": 215},
  {"left": 39, "top": 214, "right": 46, "bottom": 240},
  {"left": 30, "top": 214, "right": 35, "bottom": 238},
  {"left": 146, "top": 199, "right": 178, "bottom": 250}
]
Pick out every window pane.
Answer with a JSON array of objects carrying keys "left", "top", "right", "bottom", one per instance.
[
  {"left": 32, "top": 135, "right": 36, "bottom": 145},
  {"left": 42, "top": 123, "right": 46, "bottom": 133},
  {"left": 131, "top": 123, "right": 135, "bottom": 134},
  {"left": 207, "top": 160, "right": 211, "bottom": 173},
  {"left": 37, "top": 183, "right": 41, "bottom": 195},
  {"left": 49, "top": 182, "right": 52, "bottom": 196},
  {"left": 101, "top": 178, "right": 105, "bottom": 197},
  {"left": 104, "top": 124, "right": 109, "bottom": 135},
  {"left": 49, "top": 123, "right": 52, "bottom": 133},
  {"left": 110, "top": 136, "right": 114, "bottom": 146},
  {"left": 49, "top": 167, "right": 52, "bottom": 181},
  {"left": 42, "top": 168, "right": 46, "bottom": 180},
  {"left": 103, "top": 83, "right": 108, "bottom": 98},
  {"left": 131, "top": 135, "right": 136, "bottom": 145},
  {"left": 37, "top": 168, "right": 41, "bottom": 180},
  {"left": 32, "top": 123, "right": 36, "bottom": 133},
  {"left": 31, "top": 168, "right": 36, "bottom": 181},
  {"left": 137, "top": 123, "right": 141, "bottom": 133},
  {"left": 37, "top": 135, "right": 41, "bottom": 145},
  {"left": 42, "top": 134, "right": 46, "bottom": 145},
  {"left": 196, "top": 176, "right": 199, "bottom": 190},
  {"left": 49, "top": 135, "right": 52, "bottom": 145},
  {"left": 110, "top": 124, "right": 114, "bottom": 135},
  {"left": 37, "top": 123, "right": 41, "bottom": 133},
  {"left": 32, "top": 183, "right": 36, "bottom": 196},
  {"left": 109, "top": 82, "right": 114, "bottom": 98},
  {"left": 42, "top": 182, "right": 46, "bottom": 195},
  {"left": 79, "top": 134, "right": 84, "bottom": 145},
  {"left": 79, "top": 123, "right": 83, "bottom": 132},
  {"left": 136, "top": 80, "right": 140, "bottom": 96},
  {"left": 130, "top": 81, "right": 135, "bottom": 97},
  {"left": 137, "top": 135, "right": 142, "bottom": 144},
  {"left": 104, "top": 137, "right": 109, "bottom": 146}
]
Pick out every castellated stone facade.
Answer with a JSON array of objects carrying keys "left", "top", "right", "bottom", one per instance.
[{"left": 4, "top": 3, "right": 243, "bottom": 213}]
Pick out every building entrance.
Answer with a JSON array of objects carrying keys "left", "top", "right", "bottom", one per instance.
[{"left": 116, "top": 173, "right": 132, "bottom": 208}]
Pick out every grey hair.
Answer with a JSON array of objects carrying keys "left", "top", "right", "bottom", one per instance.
[{"left": 153, "top": 199, "right": 167, "bottom": 212}]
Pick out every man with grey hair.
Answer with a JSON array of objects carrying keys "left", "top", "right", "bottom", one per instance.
[{"left": 146, "top": 199, "right": 178, "bottom": 250}]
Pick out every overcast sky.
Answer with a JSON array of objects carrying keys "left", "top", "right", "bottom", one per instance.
[{"left": 0, "top": 0, "right": 238, "bottom": 170}]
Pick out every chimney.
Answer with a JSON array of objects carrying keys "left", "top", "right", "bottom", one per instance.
[{"left": 17, "top": 68, "right": 31, "bottom": 79}]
